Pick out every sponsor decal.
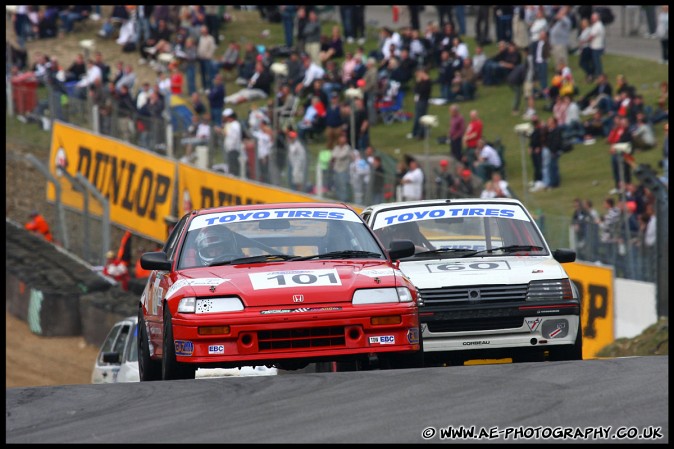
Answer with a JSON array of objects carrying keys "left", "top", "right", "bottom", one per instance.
[
  {"left": 549, "top": 327, "right": 563, "bottom": 338},
  {"left": 462, "top": 341, "right": 491, "bottom": 346},
  {"left": 526, "top": 317, "right": 542, "bottom": 332},
  {"left": 369, "top": 335, "right": 396, "bottom": 344},
  {"left": 175, "top": 340, "right": 194, "bottom": 356},
  {"left": 249, "top": 269, "right": 342, "bottom": 290},
  {"left": 189, "top": 208, "right": 362, "bottom": 231},
  {"left": 358, "top": 268, "right": 395, "bottom": 278},
  {"left": 208, "top": 345, "right": 225, "bottom": 355},
  {"left": 407, "top": 328, "right": 420, "bottom": 344},
  {"left": 166, "top": 278, "right": 228, "bottom": 299},
  {"left": 372, "top": 205, "right": 530, "bottom": 230},
  {"left": 426, "top": 260, "right": 511, "bottom": 273},
  {"left": 260, "top": 307, "right": 342, "bottom": 314}
]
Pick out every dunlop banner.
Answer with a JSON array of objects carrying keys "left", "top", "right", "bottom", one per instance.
[
  {"left": 178, "top": 163, "right": 362, "bottom": 215},
  {"left": 47, "top": 122, "right": 176, "bottom": 242},
  {"left": 563, "top": 262, "right": 615, "bottom": 359}
]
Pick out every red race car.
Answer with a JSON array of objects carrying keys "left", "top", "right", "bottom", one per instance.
[{"left": 138, "top": 202, "right": 422, "bottom": 380}]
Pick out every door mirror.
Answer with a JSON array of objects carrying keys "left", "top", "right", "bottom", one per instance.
[
  {"left": 389, "top": 239, "right": 415, "bottom": 260},
  {"left": 140, "top": 251, "right": 171, "bottom": 271}
]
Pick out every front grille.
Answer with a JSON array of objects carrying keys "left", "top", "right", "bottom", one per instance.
[
  {"left": 427, "top": 317, "right": 524, "bottom": 333},
  {"left": 257, "top": 326, "right": 346, "bottom": 351},
  {"left": 419, "top": 284, "right": 528, "bottom": 306}
]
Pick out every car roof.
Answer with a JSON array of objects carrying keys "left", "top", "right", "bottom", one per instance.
[
  {"left": 191, "top": 202, "right": 353, "bottom": 217},
  {"left": 363, "top": 198, "right": 525, "bottom": 213}
]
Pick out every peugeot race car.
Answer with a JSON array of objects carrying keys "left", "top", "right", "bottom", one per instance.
[
  {"left": 361, "top": 199, "right": 582, "bottom": 365},
  {"left": 138, "top": 203, "right": 422, "bottom": 380},
  {"left": 92, "top": 316, "right": 140, "bottom": 384}
]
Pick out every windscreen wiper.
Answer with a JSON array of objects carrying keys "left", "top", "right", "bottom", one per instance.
[
  {"left": 209, "top": 254, "right": 296, "bottom": 266},
  {"left": 468, "top": 245, "right": 544, "bottom": 257},
  {"left": 291, "top": 250, "right": 384, "bottom": 261},
  {"left": 415, "top": 248, "right": 479, "bottom": 257}
]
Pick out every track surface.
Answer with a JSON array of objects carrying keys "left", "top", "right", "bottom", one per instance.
[{"left": 6, "top": 356, "right": 668, "bottom": 443}]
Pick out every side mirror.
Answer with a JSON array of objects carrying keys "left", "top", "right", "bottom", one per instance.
[
  {"left": 553, "top": 248, "right": 576, "bottom": 264},
  {"left": 389, "top": 239, "right": 415, "bottom": 260},
  {"left": 102, "top": 352, "right": 121, "bottom": 364},
  {"left": 140, "top": 251, "right": 171, "bottom": 271}
]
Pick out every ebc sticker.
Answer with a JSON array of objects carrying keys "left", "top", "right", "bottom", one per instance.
[
  {"left": 175, "top": 340, "right": 194, "bottom": 356},
  {"left": 372, "top": 205, "right": 530, "bottom": 230},
  {"left": 249, "top": 269, "right": 342, "bottom": 290},
  {"left": 189, "top": 208, "right": 362, "bottom": 231},
  {"left": 166, "top": 278, "right": 228, "bottom": 299},
  {"left": 208, "top": 345, "right": 225, "bottom": 355},
  {"left": 425, "top": 260, "right": 510, "bottom": 273},
  {"left": 369, "top": 335, "right": 396, "bottom": 344}
]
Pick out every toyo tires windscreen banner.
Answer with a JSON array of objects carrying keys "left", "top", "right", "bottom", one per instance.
[{"left": 47, "top": 121, "right": 175, "bottom": 242}]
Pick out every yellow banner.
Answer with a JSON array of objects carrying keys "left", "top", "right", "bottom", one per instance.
[
  {"left": 563, "top": 262, "right": 615, "bottom": 359},
  {"left": 178, "top": 163, "right": 362, "bottom": 215},
  {"left": 47, "top": 122, "right": 176, "bottom": 242}
]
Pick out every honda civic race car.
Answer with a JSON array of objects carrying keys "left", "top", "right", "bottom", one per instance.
[
  {"left": 361, "top": 198, "right": 582, "bottom": 365},
  {"left": 138, "top": 202, "right": 422, "bottom": 380}
]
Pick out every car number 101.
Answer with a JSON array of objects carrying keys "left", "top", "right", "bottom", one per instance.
[{"left": 249, "top": 269, "right": 342, "bottom": 290}]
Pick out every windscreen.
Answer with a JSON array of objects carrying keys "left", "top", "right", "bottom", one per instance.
[{"left": 178, "top": 207, "right": 384, "bottom": 269}]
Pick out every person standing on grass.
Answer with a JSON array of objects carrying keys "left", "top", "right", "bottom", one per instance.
[
  {"left": 407, "top": 67, "right": 432, "bottom": 140},
  {"left": 448, "top": 105, "right": 466, "bottom": 163},
  {"left": 655, "top": 6, "right": 669, "bottom": 65}
]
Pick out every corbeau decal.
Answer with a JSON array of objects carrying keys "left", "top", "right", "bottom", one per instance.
[{"left": 260, "top": 307, "right": 342, "bottom": 314}]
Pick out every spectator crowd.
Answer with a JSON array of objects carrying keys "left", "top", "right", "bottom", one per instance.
[{"left": 8, "top": 5, "right": 668, "bottom": 281}]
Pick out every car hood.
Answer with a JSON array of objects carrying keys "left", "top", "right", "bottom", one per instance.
[
  {"left": 398, "top": 256, "right": 567, "bottom": 288},
  {"left": 169, "top": 260, "right": 405, "bottom": 307}
]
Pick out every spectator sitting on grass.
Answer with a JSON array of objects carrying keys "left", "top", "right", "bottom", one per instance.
[{"left": 224, "top": 60, "right": 272, "bottom": 105}]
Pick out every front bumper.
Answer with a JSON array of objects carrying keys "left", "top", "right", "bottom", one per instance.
[{"left": 170, "top": 306, "right": 420, "bottom": 364}]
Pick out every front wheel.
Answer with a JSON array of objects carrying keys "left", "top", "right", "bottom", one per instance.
[
  {"left": 138, "top": 307, "right": 161, "bottom": 381},
  {"left": 162, "top": 306, "right": 196, "bottom": 380}
]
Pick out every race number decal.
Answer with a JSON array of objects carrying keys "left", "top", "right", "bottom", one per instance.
[
  {"left": 426, "top": 260, "right": 511, "bottom": 273},
  {"left": 249, "top": 269, "right": 342, "bottom": 290}
]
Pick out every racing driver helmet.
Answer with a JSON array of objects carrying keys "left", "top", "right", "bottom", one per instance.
[{"left": 195, "top": 225, "right": 239, "bottom": 266}]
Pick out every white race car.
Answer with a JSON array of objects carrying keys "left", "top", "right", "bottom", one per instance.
[
  {"left": 361, "top": 198, "right": 582, "bottom": 365},
  {"left": 91, "top": 316, "right": 140, "bottom": 384}
]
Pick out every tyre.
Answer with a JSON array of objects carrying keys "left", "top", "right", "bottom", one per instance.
[
  {"left": 138, "top": 307, "right": 162, "bottom": 381},
  {"left": 162, "top": 306, "right": 196, "bottom": 380},
  {"left": 383, "top": 329, "right": 425, "bottom": 369},
  {"left": 548, "top": 322, "right": 583, "bottom": 361}
]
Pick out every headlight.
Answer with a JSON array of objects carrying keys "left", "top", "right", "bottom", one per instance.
[
  {"left": 178, "top": 297, "right": 244, "bottom": 313},
  {"left": 526, "top": 279, "right": 575, "bottom": 301},
  {"left": 352, "top": 287, "right": 413, "bottom": 305}
]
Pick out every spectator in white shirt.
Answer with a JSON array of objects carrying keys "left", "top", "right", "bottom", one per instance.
[
  {"left": 588, "top": 12, "right": 606, "bottom": 78},
  {"left": 75, "top": 59, "right": 102, "bottom": 99},
  {"left": 401, "top": 157, "right": 424, "bottom": 201},
  {"left": 295, "top": 55, "right": 325, "bottom": 95},
  {"left": 473, "top": 139, "right": 502, "bottom": 182}
]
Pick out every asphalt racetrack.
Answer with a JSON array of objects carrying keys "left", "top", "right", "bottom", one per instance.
[{"left": 5, "top": 356, "right": 668, "bottom": 443}]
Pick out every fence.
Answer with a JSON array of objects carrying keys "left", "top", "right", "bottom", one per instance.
[{"left": 7, "top": 78, "right": 668, "bottom": 289}]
